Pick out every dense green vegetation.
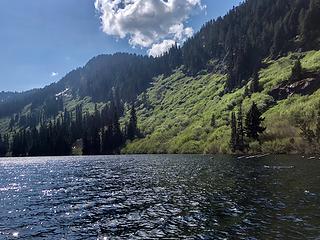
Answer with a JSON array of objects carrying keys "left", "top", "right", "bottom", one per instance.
[
  {"left": 8, "top": 101, "right": 141, "bottom": 156},
  {"left": 123, "top": 51, "right": 320, "bottom": 154},
  {"left": 1, "top": 0, "right": 319, "bottom": 115},
  {"left": 182, "top": 0, "right": 320, "bottom": 88},
  {"left": 0, "top": 0, "right": 320, "bottom": 156}
]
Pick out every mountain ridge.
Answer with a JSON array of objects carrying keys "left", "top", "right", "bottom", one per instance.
[
  {"left": 3, "top": 0, "right": 319, "bottom": 116},
  {"left": 0, "top": 0, "right": 320, "bottom": 156}
]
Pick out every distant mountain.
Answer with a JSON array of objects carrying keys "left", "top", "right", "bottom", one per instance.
[
  {"left": 0, "top": 52, "right": 177, "bottom": 118},
  {"left": 0, "top": 91, "right": 18, "bottom": 103},
  {"left": 2, "top": 0, "right": 319, "bottom": 118}
]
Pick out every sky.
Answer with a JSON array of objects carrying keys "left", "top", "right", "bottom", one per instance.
[{"left": 0, "top": 0, "right": 242, "bottom": 92}]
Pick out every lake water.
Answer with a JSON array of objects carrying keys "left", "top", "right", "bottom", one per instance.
[{"left": 0, "top": 155, "right": 319, "bottom": 239}]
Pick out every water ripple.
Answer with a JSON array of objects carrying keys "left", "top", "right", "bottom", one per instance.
[{"left": 0, "top": 155, "right": 319, "bottom": 239}]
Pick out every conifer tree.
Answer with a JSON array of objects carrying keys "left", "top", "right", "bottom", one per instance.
[
  {"left": 101, "top": 128, "right": 108, "bottom": 155},
  {"left": 29, "top": 127, "right": 39, "bottom": 156},
  {"left": 290, "top": 59, "right": 303, "bottom": 83},
  {"left": 211, "top": 113, "right": 216, "bottom": 128},
  {"left": 127, "top": 104, "right": 138, "bottom": 141},
  {"left": 245, "top": 102, "right": 266, "bottom": 141},
  {"left": 3, "top": 134, "right": 9, "bottom": 156},
  {"left": 237, "top": 104, "right": 245, "bottom": 151},
  {"left": 243, "top": 85, "right": 250, "bottom": 98},
  {"left": 0, "top": 134, "right": 7, "bottom": 157},
  {"left": 112, "top": 111, "right": 123, "bottom": 153},
  {"left": 102, "top": 125, "right": 114, "bottom": 154},
  {"left": 91, "top": 127, "right": 101, "bottom": 155},
  {"left": 82, "top": 131, "right": 89, "bottom": 155},
  {"left": 230, "top": 112, "right": 237, "bottom": 152},
  {"left": 250, "top": 72, "right": 260, "bottom": 93}
]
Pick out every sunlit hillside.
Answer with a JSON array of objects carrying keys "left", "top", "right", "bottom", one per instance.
[{"left": 124, "top": 51, "right": 320, "bottom": 154}]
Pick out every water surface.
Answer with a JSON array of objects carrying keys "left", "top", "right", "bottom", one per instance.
[{"left": 0, "top": 155, "right": 319, "bottom": 239}]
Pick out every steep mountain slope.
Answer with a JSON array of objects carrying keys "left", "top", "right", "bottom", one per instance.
[
  {"left": 0, "top": 0, "right": 320, "bottom": 155},
  {"left": 123, "top": 51, "right": 320, "bottom": 154},
  {"left": 182, "top": 0, "right": 320, "bottom": 88},
  {"left": 0, "top": 53, "right": 168, "bottom": 118},
  {"left": 1, "top": 0, "right": 319, "bottom": 120}
]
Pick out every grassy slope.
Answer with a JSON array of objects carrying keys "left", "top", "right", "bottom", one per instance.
[{"left": 123, "top": 51, "right": 320, "bottom": 154}]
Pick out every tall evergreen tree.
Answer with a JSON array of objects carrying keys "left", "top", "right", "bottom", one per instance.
[
  {"left": 101, "top": 125, "right": 113, "bottom": 155},
  {"left": 290, "top": 59, "right": 303, "bottom": 82},
  {"left": 82, "top": 131, "right": 90, "bottom": 155},
  {"left": 236, "top": 104, "right": 245, "bottom": 151},
  {"left": 243, "top": 85, "right": 250, "bottom": 98},
  {"left": 0, "top": 134, "right": 8, "bottom": 157},
  {"left": 112, "top": 111, "right": 123, "bottom": 153},
  {"left": 211, "top": 113, "right": 216, "bottom": 128},
  {"left": 91, "top": 127, "right": 101, "bottom": 155},
  {"left": 101, "top": 128, "right": 108, "bottom": 155},
  {"left": 245, "top": 102, "right": 266, "bottom": 141},
  {"left": 250, "top": 72, "right": 260, "bottom": 93},
  {"left": 230, "top": 112, "right": 238, "bottom": 152},
  {"left": 127, "top": 104, "right": 138, "bottom": 141}
]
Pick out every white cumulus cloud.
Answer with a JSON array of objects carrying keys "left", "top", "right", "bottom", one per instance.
[
  {"left": 51, "top": 72, "right": 59, "bottom": 77},
  {"left": 148, "top": 39, "right": 176, "bottom": 57},
  {"left": 95, "top": 0, "right": 204, "bottom": 56}
]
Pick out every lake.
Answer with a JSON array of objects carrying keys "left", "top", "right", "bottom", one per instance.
[{"left": 0, "top": 155, "right": 319, "bottom": 239}]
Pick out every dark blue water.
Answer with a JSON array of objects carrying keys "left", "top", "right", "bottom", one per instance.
[{"left": 0, "top": 155, "right": 319, "bottom": 239}]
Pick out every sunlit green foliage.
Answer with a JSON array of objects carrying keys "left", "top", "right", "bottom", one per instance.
[{"left": 123, "top": 51, "right": 320, "bottom": 154}]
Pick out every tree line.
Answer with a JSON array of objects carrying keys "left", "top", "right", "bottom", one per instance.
[{"left": 3, "top": 103, "right": 140, "bottom": 157}]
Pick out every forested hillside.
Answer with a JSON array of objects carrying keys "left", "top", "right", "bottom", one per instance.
[
  {"left": 182, "top": 0, "right": 320, "bottom": 89},
  {"left": 0, "top": 0, "right": 320, "bottom": 156},
  {"left": 124, "top": 51, "right": 320, "bottom": 154}
]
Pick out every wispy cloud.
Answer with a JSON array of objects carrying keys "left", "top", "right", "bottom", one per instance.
[{"left": 94, "top": 0, "right": 205, "bottom": 57}]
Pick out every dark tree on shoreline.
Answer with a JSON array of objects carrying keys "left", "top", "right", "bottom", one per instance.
[
  {"left": 245, "top": 102, "right": 266, "bottom": 141},
  {"left": 236, "top": 104, "right": 245, "bottom": 151},
  {"left": 230, "top": 102, "right": 267, "bottom": 152},
  {"left": 8, "top": 101, "right": 139, "bottom": 157},
  {"left": 230, "top": 104, "right": 246, "bottom": 153},
  {"left": 126, "top": 104, "right": 138, "bottom": 141},
  {"left": 230, "top": 112, "right": 237, "bottom": 152},
  {"left": 0, "top": 134, "right": 8, "bottom": 157}
]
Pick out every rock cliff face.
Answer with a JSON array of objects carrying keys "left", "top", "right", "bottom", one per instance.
[{"left": 269, "top": 72, "right": 320, "bottom": 100}]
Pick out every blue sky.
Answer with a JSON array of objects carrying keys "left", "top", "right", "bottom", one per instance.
[{"left": 0, "top": 0, "right": 242, "bottom": 92}]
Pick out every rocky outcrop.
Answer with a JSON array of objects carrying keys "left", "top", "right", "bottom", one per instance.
[{"left": 269, "top": 72, "right": 320, "bottom": 100}]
